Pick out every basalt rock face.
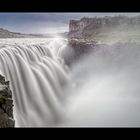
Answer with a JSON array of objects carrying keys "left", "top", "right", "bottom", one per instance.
[
  {"left": 0, "top": 74, "right": 15, "bottom": 128},
  {"left": 68, "top": 16, "right": 140, "bottom": 39},
  {"left": 63, "top": 39, "right": 102, "bottom": 66},
  {"left": 66, "top": 15, "right": 140, "bottom": 66}
]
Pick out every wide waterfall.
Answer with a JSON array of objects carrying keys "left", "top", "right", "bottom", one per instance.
[
  {"left": 0, "top": 38, "right": 70, "bottom": 127},
  {"left": 1, "top": 38, "right": 140, "bottom": 127}
]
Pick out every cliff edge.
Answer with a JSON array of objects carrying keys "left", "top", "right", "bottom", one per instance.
[
  {"left": 68, "top": 16, "right": 140, "bottom": 44},
  {"left": 64, "top": 15, "right": 140, "bottom": 66}
]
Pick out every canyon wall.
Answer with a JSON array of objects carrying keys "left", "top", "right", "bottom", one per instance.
[
  {"left": 68, "top": 16, "right": 140, "bottom": 39},
  {"left": 66, "top": 15, "right": 140, "bottom": 66}
]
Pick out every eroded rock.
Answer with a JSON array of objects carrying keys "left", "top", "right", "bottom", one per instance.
[{"left": 0, "top": 74, "right": 15, "bottom": 128}]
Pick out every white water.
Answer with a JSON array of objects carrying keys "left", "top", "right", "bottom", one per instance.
[
  {"left": 62, "top": 42, "right": 140, "bottom": 127},
  {"left": 0, "top": 38, "right": 71, "bottom": 127},
  {"left": 1, "top": 38, "right": 140, "bottom": 127}
]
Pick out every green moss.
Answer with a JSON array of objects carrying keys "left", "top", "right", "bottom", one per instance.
[{"left": 0, "top": 95, "right": 8, "bottom": 104}]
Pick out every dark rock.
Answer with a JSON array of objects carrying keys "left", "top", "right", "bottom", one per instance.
[
  {"left": 63, "top": 39, "right": 100, "bottom": 66},
  {"left": 0, "top": 113, "right": 15, "bottom": 128},
  {"left": 0, "top": 85, "right": 12, "bottom": 98},
  {"left": 5, "top": 81, "right": 10, "bottom": 86},
  {"left": 0, "top": 74, "right": 14, "bottom": 127},
  {"left": 0, "top": 88, "right": 9, "bottom": 97},
  {"left": 0, "top": 75, "right": 5, "bottom": 84},
  {"left": 8, "top": 117, "right": 15, "bottom": 127},
  {"left": 3, "top": 98, "right": 13, "bottom": 117},
  {"left": 0, "top": 113, "right": 9, "bottom": 128},
  {"left": 0, "top": 108, "right": 4, "bottom": 115}
]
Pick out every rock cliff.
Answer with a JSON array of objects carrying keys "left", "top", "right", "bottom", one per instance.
[
  {"left": 0, "top": 74, "right": 15, "bottom": 128},
  {"left": 68, "top": 15, "right": 140, "bottom": 39},
  {"left": 66, "top": 15, "right": 140, "bottom": 66}
]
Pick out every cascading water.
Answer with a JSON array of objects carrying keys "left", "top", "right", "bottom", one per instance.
[
  {"left": 1, "top": 38, "right": 140, "bottom": 127},
  {"left": 0, "top": 38, "right": 70, "bottom": 127}
]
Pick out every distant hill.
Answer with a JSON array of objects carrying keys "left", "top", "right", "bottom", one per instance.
[
  {"left": 0, "top": 28, "right": 31, "bottom": 38},
  {"left": 0, "top": 28, "right": 68, "bottom": 38}
]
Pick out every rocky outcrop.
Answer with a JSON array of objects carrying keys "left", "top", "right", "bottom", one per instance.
[
  {"left": 68, "top": 15, "right": 140, "bottom": 39},
  {"left": 63, "top": 39, "right": 103, "bottom": 66},
  {"left": 0, "top": 74, "right": 15, "bottom": 128},
  {"left": 65, "top": 15, "right": 140, "bottom": 66}
]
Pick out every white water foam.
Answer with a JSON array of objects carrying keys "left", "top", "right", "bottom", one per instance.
[{"left": 0, "top": 38, "right": 70, "bottom": 127}]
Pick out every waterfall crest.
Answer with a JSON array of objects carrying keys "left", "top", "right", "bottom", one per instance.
[{"left": 0, "top": 38, "right": 69, "bottom": 127}]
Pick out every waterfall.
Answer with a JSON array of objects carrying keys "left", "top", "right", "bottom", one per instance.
[
  {"left": 0, "top": 38, "right": 70, "bottom": 127},
  {"left": 1, "top": 38, "right": 140, "bottom": 127}
]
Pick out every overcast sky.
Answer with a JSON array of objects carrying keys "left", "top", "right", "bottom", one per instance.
[{"left": 0, "top": 13, "right": 140, "bottom": 34}]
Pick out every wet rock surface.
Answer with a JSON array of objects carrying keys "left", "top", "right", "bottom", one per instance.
[
  {"left": 63, "top": 39, "right": 103, "bottom": 66},
  {"left": 0, "top": 74, "right": 15, "bottom": 128}
]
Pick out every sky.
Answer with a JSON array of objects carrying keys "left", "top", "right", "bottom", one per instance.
[{"left": 0, "top": 13, "right": 140, "bottom": 34}]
